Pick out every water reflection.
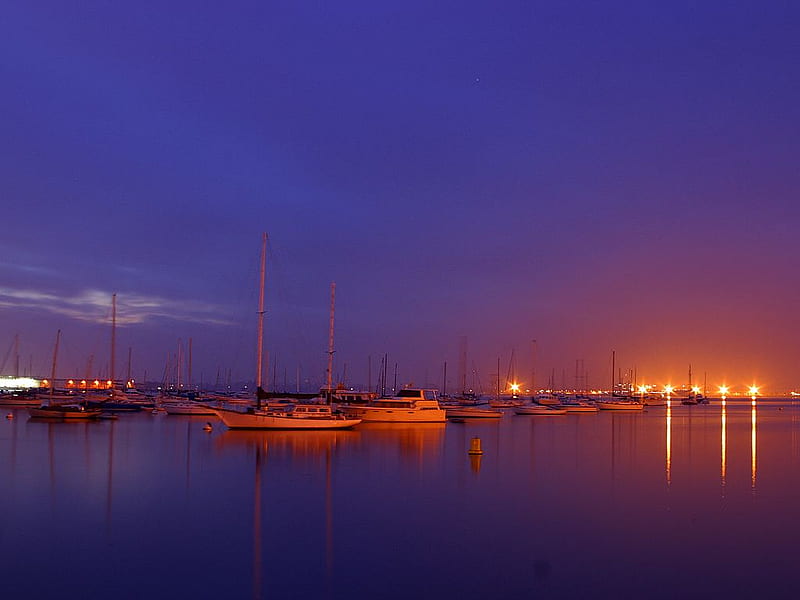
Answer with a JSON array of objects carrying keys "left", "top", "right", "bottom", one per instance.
[
  {"left": 751, "top": 398, "right": 757, "bottom": 490},
  {"left": 215, "top": 428, "right": 360, "bottom": 455},
  {"left": 721, "top": 399, "right": 727, "bottom": 490},
  {"left": 469, "top": 453, "right": 482, "bottom": 474},
  {"left": 356, "top": 422, "right": 445, "bottom": 463},
  {"left": 253, "top": 444, "right": 263, "bottom": 600},
  {"left": 106, "top": 419, "right": 115, "bottom": 535},
  {"left": 4, "top": 405, "right": 800, "bottom": 599},
  {"left": 665, "top": 400, "right": 671, "bottom": 485}
]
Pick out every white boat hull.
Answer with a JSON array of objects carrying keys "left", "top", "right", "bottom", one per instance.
[
  {"left": 163, "top": 403, "right": 217, "bottom": 415},
  {"left": 596, "top": 401, "right": 644, "bottom": 411},
  {"left": 342, "top": 406, "right": 446, "bottom": 423},
  {"left": 562, "top": 404, "right": 599, "bottom": 413},
  {"left": 0, "top": 397, "right": 41, "bottom": 406},
  {"left": 514, "top": 406, "right": 567, "bottom": 415},
  {"left": 28, "top": 406, "right": 103, "bottom": 419},
  {"left": 445, "top": 408, "right": 503, "bottom": 419},
  {"left": 214, "top": 408, "right": 361, "bottom": 430}
]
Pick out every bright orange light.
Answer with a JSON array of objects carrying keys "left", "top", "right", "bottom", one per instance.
[
  {"left": 748, "top": 385, "right": 760, "bottom": 397},
  {"left": 691, "top": 386, "right": 701, "bottom": 394},
  {"left": 718, "top": 385, "right": 729, "bottom": 396},
  {"left": 664, "top": 384, "right": 674, "bottom": 394},
  {"left": 637, "top": 385, "right": 647, "bottom": 393},
  {"left": 509, "top": 383, "right": 521, "bottom": 393}
]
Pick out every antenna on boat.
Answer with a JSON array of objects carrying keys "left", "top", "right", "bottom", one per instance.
[
  {"left": 325, "top": 281, "right": 336, "bottom": 404},
  {"left": 256, "top": 232, "right": 267, "bottom": 408}
]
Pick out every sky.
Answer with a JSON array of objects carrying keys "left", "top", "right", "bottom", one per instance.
[{"left": 1, "top": 1, "right": 799, "bottom": 394}]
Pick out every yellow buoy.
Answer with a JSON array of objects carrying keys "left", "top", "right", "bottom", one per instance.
[{"left": 468, "top": 437, "right": 483, "bottom": 455}]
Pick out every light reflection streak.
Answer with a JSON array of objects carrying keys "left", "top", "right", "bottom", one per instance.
[
  {"left": 751, "top": 398, "right": 757, "bottom": 490},
  {"left": 665, "top": 400, "right": 671, "bottom": 485},
  {"left": 253, "top": 443, "right": 264, "bottom": 600},
  {"left": 721, "top": 399, "right": 727, "bottom": 491}
]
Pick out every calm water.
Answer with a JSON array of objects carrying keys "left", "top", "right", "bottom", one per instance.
[{"left": 2, "top": 400, "right": 800, "bottom": 599}]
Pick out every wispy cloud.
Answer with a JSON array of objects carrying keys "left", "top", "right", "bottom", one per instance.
[{"left": 0, "top": 287, "right": 235, "bottom": 327}]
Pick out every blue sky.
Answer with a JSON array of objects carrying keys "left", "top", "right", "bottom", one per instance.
[{"left": 2, "top": 2, "right": 799, "bottom": 392}]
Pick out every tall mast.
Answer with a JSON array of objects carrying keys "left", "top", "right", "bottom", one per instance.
[
  {"left": 611, "top": 350, "right": 616, "bottom": 396},
  {"left": 188, "top": 338, "right": 193, "bottom": 390},
  {"left": 127, "top": 347, "right": 132, "bottom": 386},
  {"left": 110, "top": 293, "right": 116, "bottom": 389},
  {"left": 177, "top": 340, "right": 182, "bottom": 389},
  {"left": 256, "top": 233, "right": 267, "bottom": 406},
  {"left": 50, "top": 329, "right": 61, "bottom": 396},
  {"left": 497, "top": 357, "right": 501, "bottom": 397},
  {"left": 458, "top": 336, "right": 467, "bottom": 395},
  {"left": 325, "top": 281, "right": 336, "bottom": 401},
  {"left": 14, "top": 333, "right": 19, "bottom": 378}
]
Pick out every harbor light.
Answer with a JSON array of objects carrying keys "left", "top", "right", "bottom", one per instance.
[
  {"left": 691, "top": 386, "right": 701, "bottom": 394},
  {"left": 509, "top": 383, "right": 521, "bottom": 393},
  {"left": 664, "top": 384, "right": 674, "bottom": 395},
  {"left": 749, "top": 385, "right": 760, "bottom": 397},
  {"left": 718, "top": 385, "right": 729, "bottom": 396}
]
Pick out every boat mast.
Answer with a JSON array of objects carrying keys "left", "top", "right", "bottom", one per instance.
[
  {"left": 110, "top": 293, "right": 116, "bottom": 390},
  {"left": 127, "top": 347, "right": 132, "bottom": 387},
  {"left": 14, "top": 333, "right": 19, "bottom": 378},
  {"left": 188, "top": 338, "right": 193, "bottom": 391},
  {"left": 497, "top": 357, "right": 501, "bottom": 398},
  {"left": 611, "top": 350, "right": 615, "bottom": 396},
  {"left": 325, "top": 281, "right": 336, "bottom": 403},
  {"left": 50, "top": 329, "right": 61, "bottom": 396},
  {"left": 256, "top": 232, "right": 267, "bottom": 408}
]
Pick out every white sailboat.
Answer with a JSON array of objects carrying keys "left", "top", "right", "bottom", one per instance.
[{"left": 213, "top": 235, "right": 361, "bottom": 430}]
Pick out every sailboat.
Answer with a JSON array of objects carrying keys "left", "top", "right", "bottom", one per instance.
[
  {"left": 595, "top": 350, "right": 644, "bottom": 411},
  {"left": 86, "top": 294, "right": 146, "bottom": 412},
  {"left": 213, "top": 235, "right": 361, "bottom": 430},
  {"left": 29, "top": 330, "right": 103, "bottom": 420}
]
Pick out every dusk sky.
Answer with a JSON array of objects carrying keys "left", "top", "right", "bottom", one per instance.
[{"left": 2, "top": 2, "right": 799, "bottom": 393}]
